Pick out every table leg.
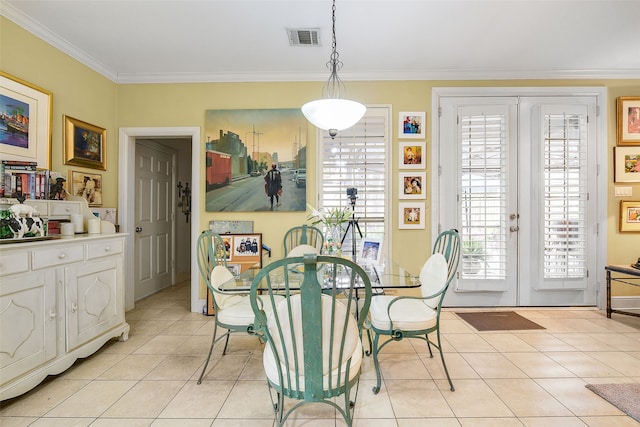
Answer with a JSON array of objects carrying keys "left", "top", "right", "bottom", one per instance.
[{"left": 606, "top": 270, "right": 612, "bottom": 318}]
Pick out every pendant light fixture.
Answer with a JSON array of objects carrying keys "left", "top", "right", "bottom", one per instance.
[{"left": 301, "top": 0, "right": 366, "bottom": 138}]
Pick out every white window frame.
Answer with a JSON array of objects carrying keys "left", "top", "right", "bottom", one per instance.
[{"left": 314, "top": 105, "right": 393, "bottom": 259}]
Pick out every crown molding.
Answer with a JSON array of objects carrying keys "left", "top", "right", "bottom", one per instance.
[{"left": 1, "top": 0, "right": 118, "bottom": 82}]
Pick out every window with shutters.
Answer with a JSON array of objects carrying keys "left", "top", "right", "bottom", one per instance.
[{"left": 316, "top": 106, "right": 391, "bottom": 256}]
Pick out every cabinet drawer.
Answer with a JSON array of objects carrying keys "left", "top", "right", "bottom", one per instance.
[
  {"left": 31, "top": 245, "right": 83, "bottom": 270},
  {"left": 0, "top": 251, "right": 29, "bottom": 276},
  {"left": 87, "top": 239, "right": 123, "bottom": 260},
  {"left": 49, "top": 202, "right": 81, "bottom": 218}
]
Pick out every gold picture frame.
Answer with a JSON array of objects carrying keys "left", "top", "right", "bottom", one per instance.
[
  {"left": 614, "top": 146, "right": 640, "bottom": 183},
  {"left": 619, "top": 200, "right": 640, "bottom": 232},
  {"left": 616, "top": 96, "right": 640, "bottom": 146},
  {"left": 64, "top": 115, "right": 106, "bottom": 170},
  {"left": 0, "top": 72, "right": 53, "bottom": 168}
]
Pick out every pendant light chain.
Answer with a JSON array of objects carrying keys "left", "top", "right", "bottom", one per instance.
[{"left": 324, "top": 0, "right": 344, "bottom": 100}]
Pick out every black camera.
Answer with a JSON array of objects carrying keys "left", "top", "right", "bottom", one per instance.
[{"left": 346, "top": 188, "right": 357, "bottom": 197}]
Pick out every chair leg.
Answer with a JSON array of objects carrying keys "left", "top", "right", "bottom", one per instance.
[
  {"left": 425, "top": 332, "right": 434, "bottom": 358},
  {"left": 435, "top": 330, "right": 455, "bottom": 392},
  {"left": 371, "top": 332, "right": 382, "bottom": 394},
  {"left": 197, "top": 323, "right": 220, "bottom": 384},
  {"left": 221, "top": 332, "right": 231, "bottom": 355}
]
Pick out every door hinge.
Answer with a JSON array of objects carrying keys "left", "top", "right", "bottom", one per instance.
[
  {"left": 438, "top": 106, "right": 442, "bottom": 117},
  {"left": 438, "top": 165, "right": 442, "bottom": 176},
  {"left": 596, "top": 105, "right": 600, "bottom": 117}
]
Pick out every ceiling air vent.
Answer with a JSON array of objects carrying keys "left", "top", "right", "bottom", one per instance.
[{"left": 287, "top": 28, "right": 320, "bottom": 46}]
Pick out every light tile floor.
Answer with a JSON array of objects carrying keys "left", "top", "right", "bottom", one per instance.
[{"left": 2, "top": 279, "right": 640, "bottom": 426}]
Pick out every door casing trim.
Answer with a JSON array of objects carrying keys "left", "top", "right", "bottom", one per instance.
[{"left": 119, "top": 127, "right": 201, "bottom": 312}]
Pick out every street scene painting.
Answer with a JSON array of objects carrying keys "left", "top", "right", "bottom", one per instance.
[{"left": 204, "top": 109, "right": 308, "bottom": 212}]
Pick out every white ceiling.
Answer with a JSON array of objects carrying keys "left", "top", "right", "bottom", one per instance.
[{"left": 3, "top": 0, "right": 640, "bottom": 83}]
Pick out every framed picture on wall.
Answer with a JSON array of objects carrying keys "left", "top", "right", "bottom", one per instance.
[
  {"left": 619, "top": 200, "right": 640, "bottom": 232},
  {"left": 399, "top": 171, "right": 426, "bottom": 199},
  {"left": 614, "top": 146, "right": 640, "bottom": 182},
  {"left": 0, "top": 72, "right": 53, "bottom": 168},
  {"left": 398, "top": 112, "right": 426, "bottom": 139},
  {"left": 68, "top": 170, "right": 103, "bottom": 206},
  {"left": 398, "top": 140, "right": 425, "bottom": 169},
  {"left": 64, "top": 115, "right": 107, "bottom": 170},
  {"left": 398, "top": 202, "right": 425, "bottom": 229},
  {"left": 617, "top": 96, "right": 640, "bottom": 146}
]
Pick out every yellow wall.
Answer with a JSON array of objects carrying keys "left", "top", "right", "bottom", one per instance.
[
  {"left": 1, "top": 17, "right": 119, "bottom": 205},
  {"left": 3, "top": 17, "right": 639, "bottom": 295}
]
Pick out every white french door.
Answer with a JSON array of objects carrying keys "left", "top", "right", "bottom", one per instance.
[{"left": 435, "top": 90, "right": 601, "bottom": 307}]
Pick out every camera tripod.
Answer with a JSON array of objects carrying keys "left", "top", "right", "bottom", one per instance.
[{"left": 341, "top": 201, "right": 362, "bottom": 262}]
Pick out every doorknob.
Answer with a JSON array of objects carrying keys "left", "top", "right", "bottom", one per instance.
[
  {"left": 135, "top": 227, "right": 143, "bottom": 233},
  {"left": 510, "top": 213, "right": 520, "bottom": 220},
  {"left": 510, "top": 226, "right": 519, "bottom": 232}
]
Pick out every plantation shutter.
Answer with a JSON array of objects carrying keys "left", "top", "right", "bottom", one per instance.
[
  {"left": 539, "top": 106, "right": 590, "bottom": 285},
  {"left": 317, "top": 106, "right": 390, "bottom": 255}
]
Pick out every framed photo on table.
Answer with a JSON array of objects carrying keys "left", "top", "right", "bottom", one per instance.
[
  {"left": 0, "top": 72, "right": 53, "bottom": 168},
  {"left": 398, "top": 111, "right": 426, "bottom": 139},
  {"left": 64, "top": 115, "right": 107, "bottom": 170},
  {"left": 619, "top": 201, "right": 640, "bottom": 232},
  {"left": 399, "top": 171, "right": 426, "bottom": 199},
  {"left": 359, "top": 237, "right": 383, "bottom": 265},
  {"left": 614, "top": 146, "right": 640, "bottom": 182},
  {"left": 617, "top": 96, "right": 640, "bottom": 146},
  {"left": 398, "top": 140, "right": 425, "bottom": 169}
]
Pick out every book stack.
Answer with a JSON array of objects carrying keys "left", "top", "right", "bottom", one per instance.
[{"left": 1, "top": 160, "right": 50, "bottom": 199}]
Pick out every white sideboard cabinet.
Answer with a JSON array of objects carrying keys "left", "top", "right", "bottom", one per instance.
[{"left": 0, "top": 234, "right": 129, "bottom": 400}]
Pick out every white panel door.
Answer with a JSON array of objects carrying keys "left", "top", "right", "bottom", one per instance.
[{"left": 134, "top": 141, "right": 175, "bottom": 300}]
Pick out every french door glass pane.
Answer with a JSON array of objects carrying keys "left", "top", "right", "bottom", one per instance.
[
  {"left": 543, "top": 113, "right": 587, "bottom": 278},
  {"left": 460, "top": 114, "right": 508, "bottom": 279}
]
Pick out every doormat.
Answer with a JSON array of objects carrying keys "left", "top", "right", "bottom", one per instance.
[
  {"left": 456, "top": 311, "right": 545, "bottom": 331},
  {"left": 586, "top": 383, "right": 640, "bottom": 422}
]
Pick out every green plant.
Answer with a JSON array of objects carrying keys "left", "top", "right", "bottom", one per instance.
[{"left": 462, "top": 239, "right": 485, "bottom": 259}]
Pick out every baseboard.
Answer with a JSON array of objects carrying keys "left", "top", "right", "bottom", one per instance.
[{"left": 611, "top": 296, "right": 640, "bottom": 314}]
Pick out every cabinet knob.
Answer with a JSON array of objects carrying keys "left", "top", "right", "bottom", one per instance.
[
  {"left": 104, "top": 246, "right": 111, "bottom": 252},
  {"left": 49, "top": 309, "right": 56, "bottom": 320},
  {"left": 71, "top": 302, "right": 78, "bottom": 313},
  {"left": 58, "top": 252, "right": 67, "bottom": 259}
]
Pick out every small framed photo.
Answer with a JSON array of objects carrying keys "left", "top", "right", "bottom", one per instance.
[
  {"left": 222, "top": 233, "right": 262, "bottom": 272},
  {"left": 64, "top": 115, "right": 106, "bottom": 170},
  {"left": 359, "top": 237, "right": 383, "bottom": 265},
  {"left": 617, "top": 97, "right": 640, "bottom": 146},
  {"left": 619, "top": 200, "right": 640, "bottom": 232},
  {"left": 398, "top": 202, "right": 425, "bottom": 229},
  {"left": 399, "top": 112, "right": 426, "bottom": 139},
  {"left": 614, "top": 146, "right": 640, "bottom": 182},
  {"left": 69, "top": 170, "right": 103, "bottom": 206},
  {"left": 399, "top": 140, "right": 425, "bottom": 169},
  {"left": 399, "top": 172, "right": 426, "bottom": 199}
]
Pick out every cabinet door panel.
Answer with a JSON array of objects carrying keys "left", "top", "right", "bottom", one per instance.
[
  {"left": 65, "top": 257, "right": 122, "bottom": 350},
  {"left": 0, "top": 272, "right": 56, "bottom": 385}
]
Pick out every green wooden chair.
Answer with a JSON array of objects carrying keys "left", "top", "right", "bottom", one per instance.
[
  {"left": 283, "top": 224, "right": 324, "bottom": 256},
  {"left": 250, "top": 254, "right": 372, "bottom": 427},
  {"left": 369, "top": 228, "right": 461, "bottom": 393},
  {"left": 196, "top": 230, "right": 283, "bottom": 384}
]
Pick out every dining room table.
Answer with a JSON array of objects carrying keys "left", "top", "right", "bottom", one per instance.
[{"left": 217, "top": 256, "right": 422, "bottom": 295}]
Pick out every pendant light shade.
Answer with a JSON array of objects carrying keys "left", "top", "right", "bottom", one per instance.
[
  {"left": 301, "top": 98, "right": 366, "bottom": 136},
  {"left": 301, "top": 0, "right": 366, "bottom": 137}
]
